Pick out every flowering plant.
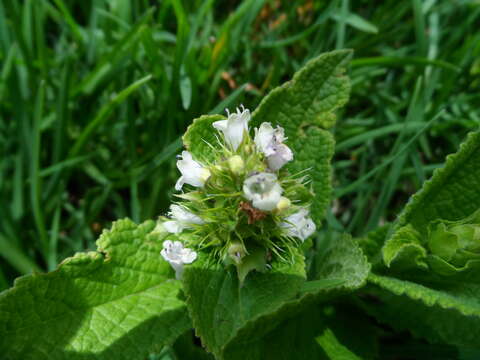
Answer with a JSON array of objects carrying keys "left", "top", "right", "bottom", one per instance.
[
  {"left": 2, "top": 50, "right": 480, "bottom": 360},
  {"left": 160, "top": 105, "right": 315, "bottom": 281}
]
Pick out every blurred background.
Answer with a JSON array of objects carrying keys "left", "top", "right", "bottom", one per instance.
[{"left": 0, "top": 0, "right": 479, "bottom": 290}]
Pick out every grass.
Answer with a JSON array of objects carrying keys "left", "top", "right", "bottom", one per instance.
[{"left": 0, "top": 0, "right": 479, "bottom": 292}]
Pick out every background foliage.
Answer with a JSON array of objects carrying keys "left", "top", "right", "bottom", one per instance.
[{"left": 0, "top": 1, "right": 479, "bottom": 353}]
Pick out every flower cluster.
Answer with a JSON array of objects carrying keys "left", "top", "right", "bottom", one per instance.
[{"left": 161, "top": 106, "right": 316, "bottom": 279}]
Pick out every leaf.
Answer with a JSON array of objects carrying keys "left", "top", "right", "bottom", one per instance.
[
  {"left": 391, "top": 130, "right": 480, "bottom": 234},
  {"left": 172, "top": 331, "right": 215, "bottom": 360},
  {"left": 251, "top": 49, "right": 352, "bottom": 131},
  {"left": 224, "top": 304, "right": 379, "bottom": 360},
  {"left": 316, "top": 328, "right": 362, "bottom": 360},
  {"left": 252, "top": 50, "right": 352, "bottom": 224},
  {"left": 223, "top": 305, "right": 329, "bottom": 360},
  {"left": 184, "top": 233, "right": 370, "bottom": 359},
  {"left": 183, "top": 250, "right": 306, "bottom": 358},
  {"left": 356, "top": 223, "right": 391, "bottom": 269},
  {"left": 331, "top": 13, "right": 379, "bottom": 34},
  {"left": 182, "top": 114, "right": 225, "bottom": 162},
  {"left": 321, "top": 305, "right": 380, "bottom": 360},
  {"left": 291, "top": 127, "right": 335, "bottom": 226},
  {"left": 0, "top": 219, "right": 190, "bottom": 360},
  {"left": 364, "top": 273, "right": 480, "bottom": 348},
  {"left": 314, "top": 234, "right": 371, "bottom": 290},
  {"left": 382, "top": 224, "right": 428, "bottom": 270},
  {"left": 382, "top": 130, "right": 480, "bottom": 271}
]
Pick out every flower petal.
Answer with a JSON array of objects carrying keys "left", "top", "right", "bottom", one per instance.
[{"left": 213, "top": 107, "right": 251, "bottom": 151}]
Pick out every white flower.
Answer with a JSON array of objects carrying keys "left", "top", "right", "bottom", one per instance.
[
  {"left": 175, "top": 151, "right": 211, "bottom": 191},
  {"left": 280, "top": 208, "right": 316, "bottom": 241},
  {"left": 213, "top": 105, "right": 251, "bottom": 151},
  {"left": 254, "top": 122, "right": 293, "bottom": 171},
  {"left": 164, "top": 204, "right": 204, "bottom": 234},
  {"left": 243, "top": 172, "right": 283, "bottom": 211},
  {"left": 161, "top": 240, "right": 197, "bottom": 279}
]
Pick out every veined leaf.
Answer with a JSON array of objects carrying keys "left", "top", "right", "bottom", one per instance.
[
  {"left": 183, "top": 114, "right": 225, "bottom": 162},
  {"left": 184, "top": 233, "right": 370, "bottom": 359},
  {"left": 382, "top": 130, "right": 480, "bottom": 273},
  {"left": 356, "top": 223, "right": 392, "bottom": 269},
  {"left": 251, "top": 50, "right": 352, "bottom": 225},
  {"left": 365, "top": 273, "right": 480, "bottom": 348},
  {"left": 400, "top": 130, "right": 480, "bottom": 227},
  {"left": 183, "top": 249, "right": 306, "bottom": 359},
  {"left": 251, "top": 50, "right": 352, "bottom": 131},
  {"left": 0, "top": 219, "right": 190, "bottom": 360}
]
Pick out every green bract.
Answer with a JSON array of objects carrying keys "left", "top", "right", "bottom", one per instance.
[
  {"left": 382, "top": 130, "right": 480, "bottom": 277},
  {"left": 427, "top": 209, "right": 480, "bottom": 274}
]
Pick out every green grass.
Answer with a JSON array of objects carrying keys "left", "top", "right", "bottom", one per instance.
[{"left": 0, "top": 0, "right": 479, "bottom": 291}]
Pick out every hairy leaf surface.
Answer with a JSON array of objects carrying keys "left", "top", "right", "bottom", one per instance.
[
  {"left": 0, "top": 219, "right": 190, "bottom": 360},
  {"left": 252, "top": 50, "right": 352, "bottom": 224},
  {"left": 382, "top": 131, "right": 480, "bottom": 272},
  {"left": 183, "top": 114, "right": 225, "bottom": 162},
  {"left": 365, "top": 273, "right": 480, "bottom": 348},
  {"left": 184, "top": 233, "right": 369, "bottom": 359}
]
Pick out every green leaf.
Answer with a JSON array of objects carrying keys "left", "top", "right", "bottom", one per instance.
[
  {"left": 356, "top": 223, "right": 391, "bottom": 269},
  {"left": 321, "top": 305, "right": 380, "bottom": 360},
  {"left": 316, "top": 328, "right": 362, "bottom": 360},
  {"left": 182, "top": 114, "right": 225, "bottom": 162},
  {"left": 172, "top": 331, "right": 215, "bottom": 360},
  {"left": 314, "top": 234, "right": 371, "bottom": 290},
  {"left": 382, "top": 224, "right": 428, "bottom": 270},
  {"left": 184, "top": 233, "right": 369, "bottom": 359},
  {"left": 251, "top": 50, "right": 352, "bottom": 131},
  {"left": 291, "top": 127, "right": 335, "bottom": 226},
  {"left": 365, "top": 273, "right": 480, "bottom": 348},
  {"left": 223, "top": 304, "right": 379, "bottom": 360},
  {"left": 382, "top": 130, "right": 480, "bottom": 272},
  {"left": 391, "top": 130, "right": 480, "bottom": 233},
  {"left": 0, "top": 219, "right": 190, "bottom": 360},
  {"left": 252, "top": 50, "right": 352, "bottom": 224},
  {"left": 183, "top": 250, "right": 306, "bottom": 358},
  {"left": 223, "top": 305, "right": 329, "bottom": 360}
]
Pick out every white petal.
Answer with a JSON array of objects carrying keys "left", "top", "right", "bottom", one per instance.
[
  {"left": 163, "top": 220, "right": 185, "bottom": 234},
  {"left": 267, "top": 144, "right": 293, "bottom": 171},
  {"left": 170, "top": 205, "right": 204, "bottom": 224},
  {"left": 175, "top": 176, "right": 185, "bottom": 191},
  {"left": 175, "top": 151, "right": 210, "bottom": 190},
  {"left": 161, "top": 240, "right": 197, "bottom": 279},
  {"left": 300, "top": 218, "right": 316, "bottom": 240},
  {"left": 180, "top": 248, "right": 197, "bottom": 264},
  {"left": 212, "top": 119, "right": 228, "bottom": 131},
  {"left": 254, "top": 122, "right": 276, "bottom": 156},
  {"left": 213, "top": 107, "right": 250, "bottom": 151},
  {"left": 243, "top": 172, "right": 283, "bottom": 211},
  {"left": 252, "top": 190, "right": 282, "bottom": 211},
  {"left": 280, "top": 208, "right": 315, "bottom": 241}
]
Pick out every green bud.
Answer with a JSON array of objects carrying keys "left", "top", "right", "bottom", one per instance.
[
  {"left": 228, "top": 241, "right": 246, "bottom": 264},
  {"left": 228, "top": 155, "right": 244, "bottom": 175},
  {"left": 428, "top": 209, "right": 480, "bottom": 268},
  {"left": 276, "top": 197, "right": 291, "bottom": 212}
]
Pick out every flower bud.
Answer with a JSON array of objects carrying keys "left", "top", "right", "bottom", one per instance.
[
  {"left": 276, "top": 197, "right": 291, "bottom": 212},
  {"left": 228, "top": 155, "right": 244, "bottom": 174},
  {"left": 228, "top": 241, "right": 246, "bottom": 264}
]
